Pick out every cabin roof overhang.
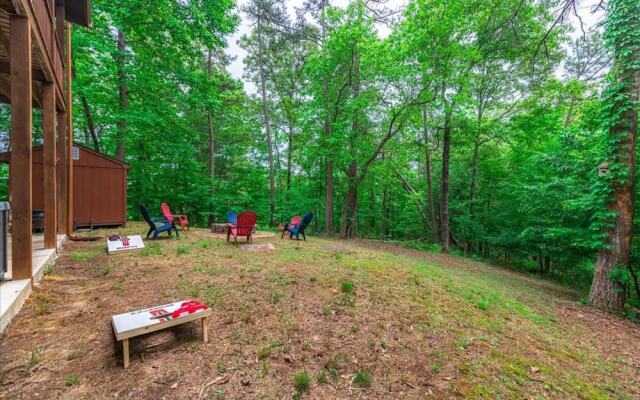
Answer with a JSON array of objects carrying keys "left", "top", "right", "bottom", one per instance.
[{"left": 56, "top": 0, "right": 92, "bottom": 28}]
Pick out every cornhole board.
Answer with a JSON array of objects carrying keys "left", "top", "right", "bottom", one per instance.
[
  {"left": 107, "top": 235, "right": 145, "bottom": 254},
  {"left": 111, "top": 301, "right": 211, "bottom": 368}
]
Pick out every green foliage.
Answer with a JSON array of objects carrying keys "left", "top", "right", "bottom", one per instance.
[
  {"left": 316, "top": 370, "right": 327, "bottom": 384},
  {"left": 70, "top": 251, "right": 99, "bottom": 261},
  {"left": 32, "top": 296, "right": 52, "bottom": 315},
  {"left": 176, "top": 245, "right": 190, "bottom": 255},
  {"left": 43, "top": 265, "right": 54, "bottom": 276},
  {"left": 23, "top": 348, "right": 44, "bottom": 375},
  {"left": 196, "top": 240, "right": 212, "bottom": 249},
  {"left": 217, "top": 362, "right": 226, "bottom": 374},
  {"left": 64, "top": 374, "right": 79, "bottom": 386},
  {"left": 352, "top": 371, "right": 372, "bottom": 388},
  {"left": 340, "top": 280, "right": 356, "bottom": 295},
  {"left": 52, "top": 0, "right": 638, "bottom": 306},
  {"left": 140, "top": 243, "right": 163, "bottom": 257},
  {"left": 293, "top": 371, "right": 312, "bottom": 393},
  {"left": 609, "top": 267, "right": 632, "bottom": 288},
  {"left": 256, "top": 346, "right": 272, "bottom": 360},
  {"left": 268, "top": 291, "right": 282, "bottom": 304},
  {"left": 176, "top": 281, "right": 219, "bottom": 306}
]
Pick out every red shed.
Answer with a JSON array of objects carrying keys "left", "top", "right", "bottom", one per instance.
[{"left": 0, "top": 143, "right": 129, "bottom": 228}]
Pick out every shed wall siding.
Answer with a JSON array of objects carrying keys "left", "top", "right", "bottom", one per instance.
[{"left": 7, "top": 146, "right": 128, "bottom": 227}]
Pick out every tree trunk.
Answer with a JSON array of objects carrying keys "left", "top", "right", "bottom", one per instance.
[
  {"left": 469, "top": 139, "right": 479, "bottom": 216},
  {"left": 381, "top": 183, "right": 389, "bottom": 237},
  {"left": 286, "top": 120, "right": 293, "bottom": 196},
  {"left": 257, "top": 17, "right": 276, "bottom": 226},
  {"left": 538, "top": 252, "right": 544, "bottom": 274},
  {"left": 423, "top": 108, "right": 438, "bottom": 243},
  {"left": 563, "top": 95, "right": 576, "bottom": 128},
  {"left": 589, "top": 0, "right": 639, "bottom": 311},
  {"left": 115, "top": 29, "right": 127, "bottom": 162},
  {"left": 81, "top": 95, "right": 100, "bottom": 151},
  {"left": 83, "top": 127, "right": 90, "bottom": 145},
  {"left": 320, "top": 0, "right": 334, "bottom": 235},
  {"left": 369, "top": 188, "right": 375, "bottom": 235},
  {"left": 208, "top": 113, "right": 215, "bottom": 196},
  {"left": 273, "top": 128, "right": 284, "bottom": 194},
  {"left": 207, "top": 51, "right": 215, "bottom": 199},
  {"left": 340, "top": 38, "right": 362, "bottom": 240},
  {"left": 340, "top": 161, "right": 358, "bottom": 239},
  {"left": 440, "top": 107, "right": 452, "bottom": 252},
  {"left": 590, "top": 127, "right": 635, "bottom": 310},
  {"left": 326, "top": 154, "right": 334, "bottom": 234}
]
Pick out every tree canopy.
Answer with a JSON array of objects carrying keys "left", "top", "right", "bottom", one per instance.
[{"left": 2, "top": 0, "right": 636, "bottom": 312}]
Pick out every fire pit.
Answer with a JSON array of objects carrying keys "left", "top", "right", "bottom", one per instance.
[{"left": 210, "top": 223, "right": 228, "bottom": 234}]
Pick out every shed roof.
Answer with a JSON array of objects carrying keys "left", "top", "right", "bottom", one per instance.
[{"left": 0, "top": 142, "right": 130, "bottom": 169}]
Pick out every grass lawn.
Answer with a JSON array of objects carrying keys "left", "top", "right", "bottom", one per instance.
[{"left": 0, "top": 222, "right": 638, "bottom": 399}]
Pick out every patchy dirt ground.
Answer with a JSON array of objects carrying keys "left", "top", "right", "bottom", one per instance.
[{"left": 0, "top": 223, "right": 639, "bottom": 399}]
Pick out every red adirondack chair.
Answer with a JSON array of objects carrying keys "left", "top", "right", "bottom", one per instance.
[
  {"left": 278, "top": 215, "right": 301, "bottom": 232},
  {"left": 161, "top": 202, "right": 189, "bottom": 230},
  {"left": 279, "top": 215, "right": 301, "bottom": 236},
  {"left": 227, "top": 211, "right": 257, "bottom": 244}
]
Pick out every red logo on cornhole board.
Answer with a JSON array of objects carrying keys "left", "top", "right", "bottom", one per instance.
[{"left": 150, "top": 309, "right": 171, "bottom": 322}]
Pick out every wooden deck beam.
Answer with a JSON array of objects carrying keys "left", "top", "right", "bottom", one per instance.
[
  {"left": 0, "top": 61, "right": 48, "bottom": 83},
  {"left": 43, "top": 82, "right": 56, "bottom": 248},
  {"left": 0, "top": 24, "right": 10, "bottom": 59},
  {"left": 9, "top": 14, "right": 33, "bottom": 280}
]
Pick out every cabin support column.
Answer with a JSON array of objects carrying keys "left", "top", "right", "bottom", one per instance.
[
  {"left": 43, "top": 83, "right": 57, "bottom": 248},
  {"left": 65, "top": 22, "right": 73, "bottom": 235},
  {"left": 9, "top": 15, "right": 32, "bottom": 280},
  {"left": 56, "top": 4, "right": 66, "bottom": 235},
  {"left": 56, "top": 112, "right": 66, "bottom": 233}
]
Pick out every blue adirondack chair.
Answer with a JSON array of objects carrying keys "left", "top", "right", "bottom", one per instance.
[
  {"left": 140, "top": 205, "right": 179, "bottom": 239},
  {"left": 283, "top": 212, "right": 313, "bottom": 241},
  {"left": 226, "top": 211, "right": 237, "bottom": 225}
]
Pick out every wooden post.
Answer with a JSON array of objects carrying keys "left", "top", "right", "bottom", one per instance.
[
  {"left": 65, "top": 22, "right": 73, "bottom": 235},
  {"left": 122, "top": 338, "right": 129, "bottom": 368},
  {"left": 10, "top": 15, "right": 32, "bottom": 280},
  {"left": 43, "top": 83, "right": 57, "bottom": 248},
  {"left": 56, "top": 111, "right": 66, "bottom": 233},
  {"left": 56, "top": 3, "right": 66, "bottom": 234},
  {"left": 202, "top": 317, "right": 208, "bottom": 343}
]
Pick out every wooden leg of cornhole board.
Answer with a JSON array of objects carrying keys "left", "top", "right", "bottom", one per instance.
[
  {"left": 202, "top": 317, "right": 209, "bottom": 343},
  {"left": 123, "top": 339, "right": 130, "bottom": 368}
]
